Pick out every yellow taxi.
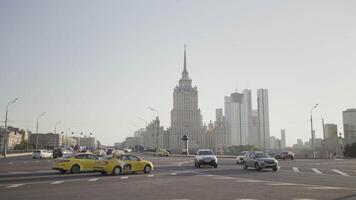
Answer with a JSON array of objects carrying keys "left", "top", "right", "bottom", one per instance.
[
  {"left": 53, "top": 153, "right": 100, "bottom": 174},
  {"left": 95, "top": 154, "right": 153, "bottom": 175},
  {"left": 153, "top": 149, "right": 170, "bottom": 157}
]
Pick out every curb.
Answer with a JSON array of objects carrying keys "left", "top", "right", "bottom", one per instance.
[{"left": 0, "top": 152, "right": 32, "bottom": 158}]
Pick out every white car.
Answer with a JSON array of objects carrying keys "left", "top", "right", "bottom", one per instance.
[
  {"left": 236, "top": 151, "right": 249, "bottom": 164},
  {"left": 194, "top": 149, "right": 218, "bottom": 168},
  {"left": 32, "top": 150, "right": 53, "bottom": 159}
]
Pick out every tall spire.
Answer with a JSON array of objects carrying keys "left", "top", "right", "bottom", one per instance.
[
  {"left": 182, "top": 44, "right": 189, "bottom": 79},
  {"left": 183, "top": 44, "right": 187, "bottom": 73}
]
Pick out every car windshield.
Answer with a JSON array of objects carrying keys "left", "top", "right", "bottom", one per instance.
[
  {"left": 198, "top": 151, "right": 214, "bottom": 155},
  {"left": 102, "top": 155, "right": 113, "bottom": 160},
  {"left": 255, "top": 153, "right": 271, "bottom": 158},
  {"left": 239, "top": 152, "right": 247, "bottom": 156}
]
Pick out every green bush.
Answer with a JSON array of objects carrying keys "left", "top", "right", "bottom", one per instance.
[{"left": 343, "top": 142, "right": 356, "bottom": 157}]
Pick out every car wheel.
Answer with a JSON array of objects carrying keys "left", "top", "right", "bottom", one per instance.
[
  {"left": 33, "top": 157, "right": 36, "bottom": 159},
  {"left": 243, "top": 162, "right": 248, "bottom": 170},
  {"left": 213, "top": 163, "right": 218, "bottom": 168},
  {"left": 197, "top": 163, "right": 201, "bottom": 168},
  {"left": 255, "top": 163, "right": 262, "bottom": 172},
  {"left": 71, "top": 165, "right": 80, "bottom": 174},
  {"left": 194, "top": 162, "right": 197, "bottom": 167},
  {"left": 112, "top": 166, "right": 122, "bottom": 175},
  {"left": 144, "top": 165, "right": 152, "bottom": 174},
  {"left": 272, "top": 167, "right": 278, "bottom": 172}
]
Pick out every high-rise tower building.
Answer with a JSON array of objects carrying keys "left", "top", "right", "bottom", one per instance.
[
  {"left": 257, "top": 88, "right": 270, "bottom": 149},
  {"left": 170, "top": 46, "right": 203, "bottom": 151},
  {"left": 224, "top": 90, "right": 251, "bottom": 146},
  {"left": 281, "top": 129, "right": 286, "bottom": 149},
  {"left": 342, "top": 109, "right": 356, "bottom": 145}
]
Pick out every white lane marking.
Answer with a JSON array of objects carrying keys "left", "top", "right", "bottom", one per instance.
[
  {"left": 7, "top": 184, "right": 24, "bottom": 188},
  {"left": 235, "top": 179, "right": 266, "bottom": 183},
  {"left": 88, "top": 178, "right": 99, "bottom": 182},
  {"left": 171, "top": 199, "right": 191, "bottom": 200},
  {"left": 170, "top": 173, "right": 177, "bottom": 175},
  {"left": 120, "top": 176, "right": 128, "bottom": 179},
  {"left": 236, "top": 199, "right": 258, "bottom": 200},
  {"left": 236, "top": 199, "right": 257, "bottom": 200},
  {"left": 147, "top": 174, "right": 154, "bottom": 177},
  {"left": 36, "top": 170, "right": 54, "bottom": 173},
  {"left": 292, "top": 167, "right": 300, "bottom": 172},
  {"left": 8, "top": 172, "right": 30, "bottom": 174},
  {"left": 311, "top": 168, "right": 323, "bottom": 174},
  {"left": 332, "top": 169, "right": 350, "bottom": 176},
  {"left": 293, "top": 199, "right": 316, "bottom": 200},
  {"left": 8, "top": 162, "right": 13, "bottom": 165},
  {"left": 306, "top": 186, "right": 343, "bottom": 190},
  {"left": 51, "top": 181, "right": 64, "bottom": 185},
  {"left": 23, "top": 161, "right": 28, "bottom": 164},
  {"left": 213, "top": 176, "right": 235, "bottom": 180},
  {"left": 267, "top": 182, "right": 301, "bottom": 186}
]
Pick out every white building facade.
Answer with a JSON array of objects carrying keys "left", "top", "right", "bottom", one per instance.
[
  {"left": 170, "top": 47, "right": 203, "bottom": 152},
  {"left": 257, "top": 88, "right": 270, "bottom": 149},
  {"left": 343, "top": 109, "right": 356, "bottom": 145}
]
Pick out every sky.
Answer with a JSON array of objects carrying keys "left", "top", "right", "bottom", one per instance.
[{"left": 1, "top": 0, "right": 356, "bottom": 146}]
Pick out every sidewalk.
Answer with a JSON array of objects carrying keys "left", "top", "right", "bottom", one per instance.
[{"left": 0, "top": 152, "right": 32, "bottom": 158}]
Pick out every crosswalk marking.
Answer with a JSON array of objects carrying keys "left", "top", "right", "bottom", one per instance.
[
  {"left": 170, "top": 173, "right": 177, "bottom": 175},
  {"left": 147, "top": 174, "right": 154, "bottom": 177},
  {"left": 88, "top": 178, "right": 99, "bottom": 182},
  {"left": 120, "top": 176, "right": 128, "bottom": 179},
  {"left": 292, "top": 167, "right": 300, "bottom": 172},
  {"left": 332, "top": 169, "right": 350, "bottom": 176},
  {"left": 311, "top": 168, "right": 323, "bottom": 174},
  {"left": 51, "top": 181, "right": 64, "bottom": 185},
  {"left": 7, "top": 184, "right": 24, "bottom": 188}
]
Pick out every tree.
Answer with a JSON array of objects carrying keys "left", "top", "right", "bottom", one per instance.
[{"left": 343, "top": 142, "right": 356, "bottom": 157}]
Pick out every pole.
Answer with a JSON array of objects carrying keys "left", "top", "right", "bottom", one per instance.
[
  {"left": 310, "top": 104, "right": 318, "bottom": 159},
  {"left": 3, "top": 98, "right": 18, "bottom": 157},
  {"left": 310, "top": 113, "right": 315, "bottom": 158},
  {"left": 35, "top": 112, "right": 46, "bottom": 150},
  {"left": 239, "top": 103, "right": 242, "bottom": 146},
  {"left": 36, "top": 117, "right": 39, "bottom": 150},
  {"left": 156, "top": 117, "right": 160, "bottom": 152},
  {"left": 3, "top": 104, "right": 9, "bottom": 158}
]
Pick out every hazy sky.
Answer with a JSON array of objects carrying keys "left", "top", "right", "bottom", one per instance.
[{"left": 1, "top": 0, "right": 356, "bottom": 146}]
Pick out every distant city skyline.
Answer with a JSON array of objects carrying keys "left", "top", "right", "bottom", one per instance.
[{"left": 1, "top": 1, "right": 356, "bottom": 146}]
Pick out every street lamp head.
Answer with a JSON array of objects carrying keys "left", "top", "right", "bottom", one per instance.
[{"left": 11, "top": 98, "right": 18, "bottom": 104}]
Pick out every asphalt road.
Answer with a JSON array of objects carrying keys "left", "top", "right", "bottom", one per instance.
[{"left": 0, "top": 155, "right": 356, "bottom": 200}]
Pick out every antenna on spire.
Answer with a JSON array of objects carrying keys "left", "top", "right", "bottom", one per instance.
[{"left": 183, "top": 44, "right": 187, "bottom": 73}]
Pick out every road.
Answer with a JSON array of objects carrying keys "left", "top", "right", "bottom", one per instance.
[{"left": 0, "top": 155, "right": 356, "bottom": 200}]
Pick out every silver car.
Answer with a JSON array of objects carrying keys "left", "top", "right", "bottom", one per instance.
[
  {"left": 242, "top": 151, "right": 279, "bottom": 172},
  {"left": 194, "top": 149, "right": 218, "bottom": 168}
]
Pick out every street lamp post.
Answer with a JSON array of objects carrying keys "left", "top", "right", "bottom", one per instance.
[
  {"left": 310, "top": 104, "right": 319, "bottom": 159},
  {"left": 35, "top": 112, "right": 46, "bottom": 150},
  {"left": 2, "top": 98, "right": 18, "bottom": 158},
  {"left": 149, "top": 107, "right": 159, "bottom": 152},
  {"left": 53, "top": 121, "right": 61, "bottom": 148}
]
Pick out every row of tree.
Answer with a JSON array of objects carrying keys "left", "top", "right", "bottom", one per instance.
[{"left": 343, "top": 142, "right": 356, "bottom": 157}]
